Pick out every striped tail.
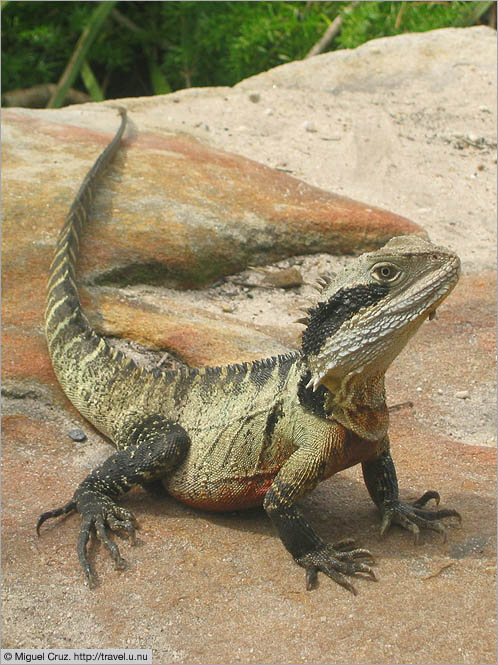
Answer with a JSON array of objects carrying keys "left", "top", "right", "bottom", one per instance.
[{"left": 45, "top": 109, "right": 127, "bottom": 362}]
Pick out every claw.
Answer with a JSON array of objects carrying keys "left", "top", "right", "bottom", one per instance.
[
  {"left": 332, "top": 538, "right": 357, "bottom": 551},
  {"left": 342, "top": 579, "right": 358, "bottom": 596},
  {"left": 401, "top": 514, "right": 420, "bottom": 545},
  {"left": 298, "top": 544, "right": 375, "bottom": 594},
  {"left": 354, "top": 562, "right": 377, "bottom": 581},
  {"left": 77, "top": 517, "right": 97, "bottom": 588},
  {"left": 123, "top": 522, "right": 137, "bottom": 546},
  {"left": 95, "top": 517, "right": 128, "bottom": 570},
  {"left": 107, "top": 511, "right": 138, "bottom": 545},
  {"left": 413, "top": 490, "right": 440, "bottom": 508},
  {"left": 379, "top": 494, "right": 459, "bottom": 546},
  {"left": 380, "top": 511, "right": 393, "bottom": 538},
  {"left": 422, "top": 519, "right": 448, "bottom": 541},
  {"left": 86, "top": 570, "right": 98, "bottom": 589},
  {"left": 335, "top": 548, "right": 375, "bottom": 563},
  {"left": 305, "top": 567, "right": 317, "bottom": 591}
]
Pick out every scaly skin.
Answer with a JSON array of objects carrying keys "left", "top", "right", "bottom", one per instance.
[{"left": 37, "top": 109, "right": 461, "bottom": 593}]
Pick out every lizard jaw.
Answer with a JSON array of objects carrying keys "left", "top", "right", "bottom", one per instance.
[{"left": 307, "top": 304, "right": 441, "bottom": 392}]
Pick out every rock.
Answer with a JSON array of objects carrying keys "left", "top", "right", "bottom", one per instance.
[
  {"left": 93, "top": 291, "right": 289, "bottom": 366},
  {"left": 302, "top": 120, "right": 317, "bottom": 133},
  {"left": 2, "top": 100, "right": 423, "bottom": 375},
  {"left": 67, "top": 429, "right": 87, "bottom": 442},
  {"left": 261, "top": 267, "right": 304, "bottom": 289},
  {"left": 2, "top": 27, "right": 496, "bottom": 665},
  {"left": 238, "top": 26, "right": 496, "bottom": 95},
  {"left": 3, "top": 109, "right": 421, "bottom": 291}
]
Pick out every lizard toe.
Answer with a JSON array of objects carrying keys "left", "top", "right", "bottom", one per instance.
[
  {"left": 380, "top": 496, "right": 460, "bottom": 544},
  {"left": 334, "top": 547, "right": 375, "bottom": 563},
  {"left": 298, "top": 545, "right": 376, "bottom": 593},
  {"left": 330, "top": 537, "right": 356, "bottom": 551},
  {"left": 330, "top": 538, "right": 375, "bottom": 562},
  {"left": 73, "top": 491, "right": 138, "bottom": 586},
  {"left": 106, "top": 508, "right": 139, "bottom": 546},
  {"left": 413, "top": 490, "right": 440, "bottom": 507},
  {"left": 36, "top": 500, "right": 77, "bottom": 536},
  {"left": 77, "top": 516, "right": 98, "bottom": 588},
  {"left": 94, "top": 516, "right": 128, "bottom": 570}
]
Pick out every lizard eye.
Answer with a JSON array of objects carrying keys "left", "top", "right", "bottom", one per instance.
[{"left": 371, "top": 262, "right": 403, "bottom": 284}]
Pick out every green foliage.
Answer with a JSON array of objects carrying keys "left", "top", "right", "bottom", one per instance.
[
  {"left": 47, "top": 1, "right": 118, "bottom": 108},
  {"left": 1, "top": 1, "right": 492, "bottom": 103},
  {"left": 338, "top": 1, "right": 494, "bottom": 49},
  {"left": 191, "top": 2, "right": 344, "bottom": 85},
  {"left": 120, "top": 1, "right": 345, "bottom": 90},
  {"left": 80, "top": 61, "right": 105, "bottom": 102}
]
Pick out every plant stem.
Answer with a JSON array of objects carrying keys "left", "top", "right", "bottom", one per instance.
[{"left": 47, "top": 1, "right": 118, "bottom": 108}]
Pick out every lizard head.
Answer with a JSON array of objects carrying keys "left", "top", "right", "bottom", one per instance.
[{"left": 301, "top": 235, "right": 461, "bottom": 392}]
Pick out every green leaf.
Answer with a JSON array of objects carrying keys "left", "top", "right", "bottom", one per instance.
[
  {"left": 148, "top": 54, "right": 171, "bottom": 95},
  {"left": 47, "top": 1, "right": 118, "bottom": 108},
  {"left": 80, "top": 60, "right": 104, "bottom": 102}
]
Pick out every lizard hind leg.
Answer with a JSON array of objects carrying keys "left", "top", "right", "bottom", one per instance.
[{"left": 36, "top": 416, "right": 190, "bottom": 588}]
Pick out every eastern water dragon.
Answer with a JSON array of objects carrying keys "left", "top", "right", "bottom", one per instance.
[{"left": 37, "top": 109, "right": 461, "bottom": 593}]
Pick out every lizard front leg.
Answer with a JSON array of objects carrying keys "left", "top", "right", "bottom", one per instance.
[
  {"left": 362, "top": 446, "right": 461, "bottom": 543},
  {"left": 37, "top": 415, "right": 190, "bottom": 587},
  {"left": 263, "top": 432, "right": 375, "bottom": 594}
]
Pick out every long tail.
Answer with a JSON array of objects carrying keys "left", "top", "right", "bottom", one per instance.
[{"left": 45, "top": 108, "right": 127, "bottom": 359}]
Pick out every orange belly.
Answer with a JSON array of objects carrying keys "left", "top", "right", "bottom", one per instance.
[{"left": 167, "top": 469, "right": 280, "bottom": 512}]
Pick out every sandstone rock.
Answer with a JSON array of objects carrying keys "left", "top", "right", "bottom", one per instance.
[
  {"left": 238, "top": 26, "right": 496, "bottom": 95},
  {"left": 256, "top": 266, "right": 304, "bottom": 289},
  {"left": 2, "top": 99, "right": 422, "bottom": 377},
  {"left": 2, "top": 107, "right": 422, "bottom": 290}
]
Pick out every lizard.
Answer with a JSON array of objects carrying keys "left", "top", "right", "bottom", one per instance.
[{"left": 37, "top": 108, "right": 461, "bottom": 594}]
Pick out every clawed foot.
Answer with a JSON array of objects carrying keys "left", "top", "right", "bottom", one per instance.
[
  {"left": 296, "top": 538, "right": 376, "bottom": 594},
  {"left": 37, "top": 492, "right": 138, "bottom": 588},
  {"left": 380, "top": 491, "right": 461, "bottom": 544}
]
